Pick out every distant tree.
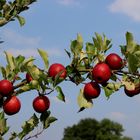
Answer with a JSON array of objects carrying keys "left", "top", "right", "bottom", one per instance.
[{"left": 62, "top": 118, "right": 132, "bottom": 140}]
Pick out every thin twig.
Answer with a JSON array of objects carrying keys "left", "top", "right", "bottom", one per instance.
[
  {"left": 24, "top": 129, "right": 44, "bottom": 140},
  {"left": 13, "top": 80, "right": 27, "bottom": 89}
]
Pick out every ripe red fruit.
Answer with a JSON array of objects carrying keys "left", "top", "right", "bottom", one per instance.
[
  {"left": 105, "top": 53, "right": 123, "bottom": 70},
  {"left": 0, "top": 80, "right": 13, "bottom": 96},
  {"left": 84, "top": 82, "right": 101, "bottom": 99},
  {"left": 3, "top": 96, "right": 21, "bottom": 115},
  {"left": 33, "top": 95, "right": 50, "bottom": 113},
  {"left": 26, "top": 73, "right": 33, "bottom": 83},
  {"left": 92, "top": 63, "right": 111, "bottom": 84},
  {"left": 48, "top": 63, "right": 67, "bottom": 79},
  {"left": 124, "top": 87, "right": 140, "bottom": 97}
]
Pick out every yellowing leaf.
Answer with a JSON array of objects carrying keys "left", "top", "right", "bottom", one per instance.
[
  {"left": 38, "top": 49, "right": 49, "bottom": 69},
  {"left": 4, "top": 51, "right": 15, "bottom": 71},
  {"left": 77, "top": 89, "right": 93, "bottom": 111}
]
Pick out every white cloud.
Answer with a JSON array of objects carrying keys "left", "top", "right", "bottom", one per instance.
[
  {"left": 47, "top": 48, "right": 63, "bottom": 57},
  {"left": 2, "top": 29, "right": 41, "bottom": 47},
  {"left": 1, "top": 29, "right": 63, "bottom": 57},
  {"left": 6, "top": 48, "right": 63, "bottom": 57},
  {"left": 109, "top": 0, "right": 140, "bottom": 21},
  {"left": 107, "top": 112, "right": 127, "bottom": 121},
  {"left": 6, "top": 48, "right": 39, "bottom": 57},
  {"left": 57, "top": 0, "right": 79, "bottom": 6}
]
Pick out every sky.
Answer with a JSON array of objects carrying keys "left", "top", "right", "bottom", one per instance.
[{"left": 1, "top": 0, "right": 140, "bottom": 140}]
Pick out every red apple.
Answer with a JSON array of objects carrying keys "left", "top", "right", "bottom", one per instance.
[
  {"left": 124, "top": 87, "right": 140, "bottom": 97},
  {"left": 92, "top": 63, "right": 111, "bottom": 84},
  {"left": 84, "top": 82, "right": 101, "bottom": 99},
  {"left": 26, "top": 73, "right": 33, "bottom": 83},
  {"left": 0, "top": 80, "right": 13, "bottom": 97},
  {"left": 33, "top": 95, "right": 50, "bottom": 113},
  {"left": 48, "top": 63, "right": 67, "bottom": 79},
  {"left": 3, "top": 96, "right": 21, "bottom": 115},
  {"left": 105, "top": 53, "right": 123, "bottom": 70}
]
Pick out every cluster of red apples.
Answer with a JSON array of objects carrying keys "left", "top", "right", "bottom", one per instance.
[
  {"left": 83, "top": 53, "right": 140, "bottom": 100},
  {"left": 0, "top": 63, "right": 66, "bottom": 116},
  {"left": 0, "top": 53, "right": 139, "bottom": 116},
  {"left": 0, "top": 78, "right": 50, "bottom": 116}
]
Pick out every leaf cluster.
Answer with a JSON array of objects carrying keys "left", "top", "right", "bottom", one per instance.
[
  {"left": 8, "top": 111, "right": 57, "bottom": 140},
  {"left": 0, "top": 0, "right": 36, "bottom": 26}
]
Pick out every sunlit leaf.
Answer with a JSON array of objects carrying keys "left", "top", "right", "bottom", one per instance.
[
  {"left": 4, "top": 52, "right": 15, "bottom": 71},
  {"left": 0, "top": 112, "right": 9, "bottom": 136},
  {"left": 16, "top": 15, "right": 25, "bottom": 26},
  {"left": 65, "top": 49, "right": 71, "bottom": 58},
  {"left": 38, "top": 49, "right": 49, "bottom": 69},
  {"left": 18, "top": 113, "right": 39, "bottom": 140},
  {"left": 86, "top": 42, "right": 97, "bottom": 61},
  {"left": 55, "top": 86, "right": 65, "bottom": 102},
  {"left": 43, "top": 116, "right": 57, "bottom": 129},
  {"left": 127, "top": 53, "right": 138, "bottom": 73},
  {"left": 77, "top": 89, "right": 93, "bottom": 112}
]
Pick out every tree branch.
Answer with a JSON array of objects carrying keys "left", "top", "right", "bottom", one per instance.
[{"left": 24, "top": 129, "right": 44, "bottom": 140}]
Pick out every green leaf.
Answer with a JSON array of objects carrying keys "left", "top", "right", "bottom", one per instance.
[
  {"left": 4, "top": 52, "right": 15, "bottom": 71},
  {"left": 38, "top": 49, "right": 49, "bottom": 69},
  {"left": 40, "top": 111, "right": 57, "bottom": 129},
  {"left": 0, "top": 67, "right": 6, "bottom": 79},
  {"left": 43, "top": 117, "right": 57, "bottom": 129},
  {"left": 0, "top": 135, "right": 3, "bottom": 140},
  {"left": 77, "top": 33, "right": 83, "bottom": 45},
  {"left": 103, "top": 82, "right": 122, "bottom": 99},
  {"left": 15, "top": 55, "right": 25, "bottom": 66},
  {"left": 0, "top": 112, "right": 9, "bottom": 136},
  {"left": 29, "top": 80, "right": 40, "bottom": 90},
  {"left": 103, "top": 87, "right": 114, "bottom": 99},
  {"left": 21, "top": 57, "right": 35, "bottom": 72},
  {"left": 19, "top": 84, "right": 31, "bottom": 93},
  {"left": 77, "top": 89, "right": 93, "bottom": 111},
  {"left": 65, "top": 49, "right": 71, "bottom": 58},
  {"left": 126, "top": 32, "right": 136, "bottom": 53},
  {"left": 40, "top": 111, "right": 50, "bottom": 122},
  {"left": 120, "top": 45, "right": 127, "bottom": 56},
  {"left": 0, "top": 112, "right": 4, "bottom": 119},
  {"left": 86, "top": 42, "right": 97, "bottom": 62},
  {"left": 133, "top": 50, "right": 140, "bottom": 67},
  {"left": 93, "top": 33, "right": 112, "bottom": 54},
  {"left": 70, "top": 34, "right": 83, "bottom": 57},
  {"left": 18, "top": 114, "right": 39, "bottom": 140},
  {"left": 26, "top": 113, "right": 39, "bottom": 127},
  {"left": 16, "top": 15, "right": 25, "bottom": 26},
  {"left": 55, "top": 86, "right": 65, "bottom": 102},
  {"left": 27, "top": 65, "right": 41, "bottom": 80},
  {"left": 95, "top": 32, "right": 102, "bottom": 42},
  {"left": 9, "top": 132, "right": 17, "bottom": 140},
  {"left": 127, "top": 53, "right": 138, "bottom": 73},
  {"left": 53, "top": 70, "right": 66, "bottom": 87}
]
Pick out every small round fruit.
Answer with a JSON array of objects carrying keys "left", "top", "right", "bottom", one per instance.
[
  {"left": 84, "top": 82, "right": 101, "bottom": 99},
  {"left": 124, "top": 87, "right": 140, "bottom": 97},
  {"left": 33, "top": 96, "right": 50, "bottom": 113},
  {"left": 92, "top": 63, "right": 111, "bottom": 84},
  {"left": 26, "top": 73, "right": 33, "bottom": 83},
  {"left": 48, "top": 63, "right": 67, "bottom": 79},
  {"left": 105, "top": 53, "right": 123, "bottom": 70},
  {"left": 3, "top": 96, "right": 21, "bottom": 115},
  {"left": 0, "top": 80, "right": 13, "bottom": 97}
]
